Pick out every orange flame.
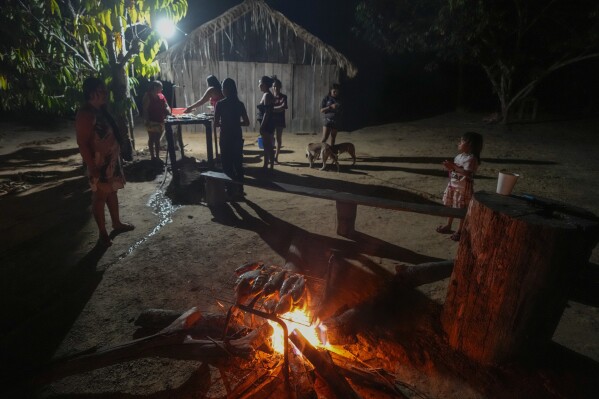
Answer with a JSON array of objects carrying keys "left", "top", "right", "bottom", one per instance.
[{"left": 268, "top": 309, "right": 328, "bottom": 353}]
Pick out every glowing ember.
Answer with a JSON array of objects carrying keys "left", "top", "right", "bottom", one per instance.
[{"left": 269, "top": 309, "right": 328, "bottom": 353}]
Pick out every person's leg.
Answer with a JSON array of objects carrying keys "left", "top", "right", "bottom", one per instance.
[
  {"left": 220, "top": 142, "right": 234, "bottom": 195},
  {"left": 106, "top": 190, "right": 134, "bottom": 231},
  {"left": 233, "top": 138, "right": 245, "bottom": 195},
  {"left": 321, "top": 126, "right": 330, "bottom": 144},
  {"left": 330, "top": 128, "right": 338, "bottom": 147},
  {"left": 437, "top": 185, "right": 455, "bottom": 233},
  {"left": 437, "top": 217, "right": 454, "bottom": 233},
  {"left": 275, "top": 127, "right": 283, "bottom": 162},
  {"left": 262, "top": 132, "right": 274, "bottom": 169},
  {"left": 149, "top": 131, "right": 161, "bottom": 160},
  {"left": 261, "top": 133, "right": 270, "bottom": 168},
  {"left": 147, "top": 132, "right": 156, "bottom": 160},
  {"left": 92, "top": 189, "right": 111, "bottom": 246}
]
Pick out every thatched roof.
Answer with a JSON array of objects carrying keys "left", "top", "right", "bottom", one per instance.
[{"left": 157, "top": 0, "right": 357, "bottom": 79}]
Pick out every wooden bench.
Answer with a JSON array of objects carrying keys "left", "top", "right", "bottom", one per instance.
[{"left": 201, "top": 171, "right": 466, "bottom": 236}]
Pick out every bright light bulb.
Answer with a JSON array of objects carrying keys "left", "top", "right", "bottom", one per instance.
[{"left": 156, "top": 18, "right": 176, "bottom": 39}]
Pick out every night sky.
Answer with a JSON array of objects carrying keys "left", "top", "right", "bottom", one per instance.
[{"left": 164, "top": 0, "right": 598, "bottom": 127}]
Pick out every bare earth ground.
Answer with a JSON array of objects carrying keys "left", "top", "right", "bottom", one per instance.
[{"left": 1, "top": 112, "right": 598, "bottom": 398}]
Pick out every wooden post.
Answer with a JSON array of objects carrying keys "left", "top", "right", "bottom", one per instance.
[
  {"left": 336, "top": 201, "right": 357, "bottom": 236},
  {"left": 442, "top": 192, "right": 599, "bottom": 364}
]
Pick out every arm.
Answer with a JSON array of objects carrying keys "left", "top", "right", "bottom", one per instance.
[
  {"left": 142, "top": 94, "right": 150, "bottom": 122},
  {"left": 320, "top": 96, "right": 337, "bottom": 113},
  {"left": 75, "top": 110, "right": 99, "bottom": 177},
  {"left": 442, "top": 159, "right": 475, "bottom": 178},
  {"left": 213, "top": 103, "right": 222, "bottom": 128},
  {"left": 240, "top": 103, "right": 250, "bottom": 127},
  {"left": 163, "top": 97, "right": 171, "bottom": 116},
  {"left": 185, "top": 87, "right": 215, "bottom": 113},
  {"left": 260, "top": 93, "right": 274, "bottom": 130},
  {"left": 320, "top": 97, "right": 328, "bottom": 113},
  {"left": 273, "top": 94, "right": 287, "bottom": 113}
]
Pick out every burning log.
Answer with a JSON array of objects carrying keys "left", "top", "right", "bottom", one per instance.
[
  {"left": 35, "top": 309, "right": 272, "bottom": 384},
  {"left": 289, "top": 330, "right": 363, "bottom": 399},
  {"left": 289, "top": 349, "right": 317, "bottom": 399}
]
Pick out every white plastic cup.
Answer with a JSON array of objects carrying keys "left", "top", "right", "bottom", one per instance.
[{"left": 496, "top": 171, "right": 520, "bottom": 195}]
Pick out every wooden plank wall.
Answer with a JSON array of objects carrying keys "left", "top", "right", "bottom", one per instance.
[{"left": 169, "top": 61, "right": 339, "bottom": 134}]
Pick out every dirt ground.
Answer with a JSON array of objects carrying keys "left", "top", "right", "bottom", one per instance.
[{"left": 1, "top": 112, "right": 598, "bottom": 398}]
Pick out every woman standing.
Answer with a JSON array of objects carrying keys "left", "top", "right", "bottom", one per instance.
[
  {"left": 214, "top": 78, "right": 250, "bottom": 198},
  {"left": 184, "top": 75, "right": 224, "bottom": 113},
  {"left": 76, "top": 77, "right": 134, "bottom": 247},
  {"left": 271, "top": 78, "right": 288, "bottom": 164},
  {"left": 257, "top": 75, "right": 275, "bottom": 170}
]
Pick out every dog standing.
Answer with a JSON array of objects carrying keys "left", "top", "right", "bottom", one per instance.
[
  {"left": 306, "top": 142, "right": 339, "bottom": 171},
  {"left": 331, "top": 142, "right": 356, "bottom": 165}
]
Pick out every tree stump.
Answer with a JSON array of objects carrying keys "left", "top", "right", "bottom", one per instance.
[{"left": 442, "top": 191, "right": 599, "bottom": 364}]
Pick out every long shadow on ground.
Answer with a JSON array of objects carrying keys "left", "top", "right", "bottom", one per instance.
[{"left": 245, "top": 167, "right": 441, "bottom": 205}]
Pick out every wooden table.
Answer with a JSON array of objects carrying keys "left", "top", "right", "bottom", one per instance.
[{"left": 164, "top": 115, "right": 214, "bottom": 170}]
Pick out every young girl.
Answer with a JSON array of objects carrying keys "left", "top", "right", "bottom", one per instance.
[
  {"left": 257, "top": 75, "right": 275, "bottom": 170},
  {"left": 320, "top": 83, "right": 341, "bottom": 146},
  {"left": 271, "top": 78, "right": 288, "bottom": 164},
  {"left": 142, "top": 80, "right": 171, "bottom": 161},
  {"left": 436, "top": 131, "right": 483, "bottom": 241},
  {"left": 214, "top": 78, "right": 250, "bottom": 198}
]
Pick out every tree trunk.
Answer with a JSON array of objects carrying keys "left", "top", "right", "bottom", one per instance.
[
  {"left": 111, "top": 63, "right": 134, "bottom": 161},
  {"left": 442, "top": 191, "right": 599, "bottom": 364}
]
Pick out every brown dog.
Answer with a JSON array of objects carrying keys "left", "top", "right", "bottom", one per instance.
[
  {"left": 331, "top": 142, "right": 356, "bottom": 165},
  {"left": 306, "top": 142, "right": 339, "bottom": 171}
]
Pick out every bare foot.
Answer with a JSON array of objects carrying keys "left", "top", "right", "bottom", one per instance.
[
  {"left": 98, "top": 234, "right": 112, "bottom": 248},
  {"left": 436, "top": 225, "right": 452, "bottom": 234},
  {"left": 112, "top": 223, "right": 135, "bottom": 233}
]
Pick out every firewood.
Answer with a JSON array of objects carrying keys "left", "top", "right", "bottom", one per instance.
[
  {"left": 289, "top": 330, "right": 363, "bottom": 399},
  {"left": 134, "top": 309, "right": 240, "bottom": 337},
  {"left": 35, "top": 309, "right": 268, "bottom": 384},
  {"left": 393, "top": 260, "right": 454, "bottom": 287},
  {"left": 289, "top": 349, "right": 317, "bottom": 398}
]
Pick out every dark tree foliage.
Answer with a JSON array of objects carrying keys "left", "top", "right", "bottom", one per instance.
[
  {"left": 354, "top": 0, "right": 599, "bottom": 122},
  {"left": 1, "top": 0, "right": 187, "bottom": 158}
]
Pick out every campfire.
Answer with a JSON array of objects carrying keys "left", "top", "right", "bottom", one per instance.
[
  {"left": 231, "top": 261, "right": 328, "bottom": 353},
  {"left": 38, "top": 256, "right": 443, "bottom": 398}
]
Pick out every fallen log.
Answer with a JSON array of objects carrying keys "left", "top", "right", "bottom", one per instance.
[
  {"left": 393, "top": 260, "right": 454, "bottom": 287},
  {"left": 289, "top": 330, "right": 362, "bottom": 399},
  {"left": 35, "top": 309, "right": 271, "bottom": 384},
  {"left": 135, "top": 309, "right": 243, "bottom": 335}
]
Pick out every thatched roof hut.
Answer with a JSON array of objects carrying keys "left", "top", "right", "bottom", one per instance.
[{"left": 157, "top": 0, "right": 357, "bottom": 133}]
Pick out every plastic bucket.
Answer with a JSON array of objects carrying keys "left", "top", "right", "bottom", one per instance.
[
  {"left": 496, "top": 171, "right": 520, "bottom": 195},
  {"left": 257, "top": 136, "right": 264, "bottom": 149}
]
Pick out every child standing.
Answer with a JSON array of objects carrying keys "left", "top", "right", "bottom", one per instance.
[
  {"left": 436, "top": 132, "right": 483, "bottom": 241},
  {"left": 143, "top": 80, "right": 171, "bottom": 161},
  {"left": 320, "top": 83, "right": 341, "bottom": 146},
  {"left": 257, "top": 75, "right": 275, "bottom": 170},
  {"left": 271, "top": 78, "right": 288, "bottom": 164},
  {"left": 214, "top": 78, "right": 250, "bottom": 198}
]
